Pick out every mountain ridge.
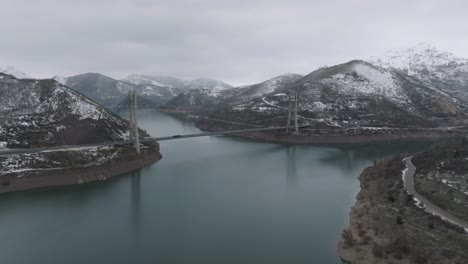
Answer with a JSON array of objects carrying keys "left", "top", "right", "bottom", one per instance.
[{"left": 368, "top": 43, "right": 468, "bottom": 104}]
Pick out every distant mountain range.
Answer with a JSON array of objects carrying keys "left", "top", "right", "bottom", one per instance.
[
  {"left": 205, "top": 60, "right": 464, "bottom": 128},
  {"left": 164, "top": 73, "right": 303, "bottom": 110},
  {"left": 53, "top": 73, "right": 233, "bottom": 110},
  {"left": 2, "top": 43, "right": 467, "bottom": 129},
  {"left": 164, "top": 44, "right": 468, "bottom": 129}
]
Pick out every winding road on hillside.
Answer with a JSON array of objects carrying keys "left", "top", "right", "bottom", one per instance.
[{"left": 402, "top": 157, "right": 468, "bottom": 230}]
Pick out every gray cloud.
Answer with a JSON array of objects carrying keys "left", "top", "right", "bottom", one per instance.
[{"left": 1, "top": 0, "right": 467, "bottom": 85}]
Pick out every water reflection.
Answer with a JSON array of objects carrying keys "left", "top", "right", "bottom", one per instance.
[
  {"left": 286, "top": 145, "right": 297, "bottom": 184},
  {"left": 130, "top": 170, "right": 141, "bottom": 237},
  {"left": 0, "top": 110, "right": 437, "bottom": 264},
  {"left": 318, "top": 142, "right": 432, "bottom": 175}
]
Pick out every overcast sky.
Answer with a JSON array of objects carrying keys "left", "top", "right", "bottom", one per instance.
[{"left": 1, "top": 0, "right": 467, "bottom": 85}]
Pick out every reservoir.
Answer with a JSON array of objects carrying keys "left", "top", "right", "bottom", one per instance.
[{"left": 0, "top": 110, "right": 428, "bottom": 263}]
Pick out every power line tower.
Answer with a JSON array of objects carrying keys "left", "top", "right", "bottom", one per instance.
[
  {"left": 128, "top": 90, "right": 140, "bottom": 155},
  {"left": 286, "top": 90, "right": 298, "bottom": 134}
]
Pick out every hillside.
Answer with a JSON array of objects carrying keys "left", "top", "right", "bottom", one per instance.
[
  {"left": 0, "top": 73, "right": 161, "bottom": 192},
  {"left": 65, "top": 73, "right": 134, "bottom": 110},
  {"left": 62, "top": 73, "right": 233, "bottom": 110},
  {"left": 164, "top": 73, "right": 303, "bottom": 110},
  {"left": 64, "top": 73, "right": 183, "bottom": 110},
  {"left": 126, "top": 75, "right": 192, "bottom": 91},
  {"left": 369, "top": 43, "right": 468, "bottom": 104},
  {"left": 199, "top": 60, "right": 465, "bottom": 130},
  {"left": 338, "top": 148, "right": 468, "bottom": 264}
]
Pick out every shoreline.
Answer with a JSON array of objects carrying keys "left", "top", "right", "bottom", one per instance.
[
  {"left": 0, "top": 148, "right": 162, "bottom": 194},
  {"left": 196, "top": 123, "right": 464, "bottom": 145},
  {"left": 337, "top": 155, "right": 468, "bottom": 263}
]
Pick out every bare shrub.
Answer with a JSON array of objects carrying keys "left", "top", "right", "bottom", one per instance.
[
  {"left": 372, "top": 242, "right": 385, "bottom": 258},
  {"left": 341, "top": 229, "right": 355, "bottom": 247}
]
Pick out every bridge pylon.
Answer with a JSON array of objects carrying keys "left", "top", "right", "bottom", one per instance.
[
  {"left": 286, "top": 91, "right": 298, "bottom": 134},
  {"left": 128, "top": 90, "right": 140, "bottom": 155}
]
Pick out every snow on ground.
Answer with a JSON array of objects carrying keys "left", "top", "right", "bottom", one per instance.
[
  {"left": 273, "top": 93, "right": 287, "bottom": 97},
  {"left": 252, "top": 77, "right": 282, "bottom": 96},
  {"left": 188, "top": 78, "right": 233, "bottom": 91},
  {"left": 59, "top": 88, "right": 105, "bottom": 120},
  {"left": 0, "top": 146, "right": 119, "bottom": 175},
  {"left": 368, "top": 43, "right": 468, "bottom": 74},
  {"left": 0, "top": 66, "right": 33, "bottom": 79},
  {"left": 323, "top": 64, "right": 409, "bottom": 105},
  {"left": 53, "top": 75, "right": 68, "bottom": 85},
  {"left": 261, "top": 97, "right": 278, "bottom": 108},
  {"left": 123, "top": 74, "right": 171, "bottom": 87},
  {"left": 441, "top": 178, "right": 468, "bottom": 196}
]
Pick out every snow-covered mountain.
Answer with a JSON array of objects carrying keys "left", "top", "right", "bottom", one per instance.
[
  {"left": 128, "top": 75, "right": 191, "bottom": 91},
  {"left": 62, "top": 73, "right": 182, "bottom": 110},
  {"left": 64, "top": 73, "right": 134, "bottom": 109},
  {"left": 122, "top": 74, "right": 175, "bottom": 87},
  {"left": 188, "top": 78, "right": 233, "bottom": 90},
  {"left": 368, "top": 43, "right": 468, "bottom": 104},
  {"left": 164, "top": 73, "right": 303, "bottom": 110},
  {"left": 0, "top": 72, "right": 160, "bottom": 181},
  {"left": 0, "top": 66, "right": 33, "bottom": 79},
  {"left": 0, "top": 73, "right": 129, "bottom": 149},
  {"left": 203, "top": 60, "right": 465, "bottom": 128},
  {"left": 53, "top": 75, "right": 68, "bottom": 85},
  {"left": 164, "top": 89, "right": 225, "bottom": 110},
  {"left": 123, "top": 75, "right": 233, "bottom": 91},
  {"left": 230, "top": 73, "right": 303, "bottom": 102}
]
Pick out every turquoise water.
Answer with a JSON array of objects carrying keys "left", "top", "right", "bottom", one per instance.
[{"left": 0, "top": 110, "right": 429, "bottom": 263}]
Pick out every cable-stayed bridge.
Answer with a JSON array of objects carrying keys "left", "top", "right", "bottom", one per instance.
[{"left": 0, "top": 91, "right": 304, "bottom": 155}]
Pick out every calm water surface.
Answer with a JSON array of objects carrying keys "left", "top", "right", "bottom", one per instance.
[{"left": 0, "top": 110, "right": 430, "bottom": 264}]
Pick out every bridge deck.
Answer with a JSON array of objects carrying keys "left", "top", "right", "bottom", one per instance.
[
  {"left": 2, "top": 124, "right": 464, "bottom": 156},
  {"left": 0, "top": 126, "right": 299, "bottom": 155}
]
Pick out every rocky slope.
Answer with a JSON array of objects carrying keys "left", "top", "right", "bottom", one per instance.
[
  {"left": 369, "top": 43, "right": 468, "bottom": 104},
  {"left": 338, "top": 142, "right": 468, "bottom": 264},
  {"left": 199, "top": 60, "right": 465, "bottom": 130},
  {"left": 0, "top": 73, "right": 161, "bottom": 192}
]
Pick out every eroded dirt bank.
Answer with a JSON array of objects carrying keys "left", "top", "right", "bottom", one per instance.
[{"left": 0, "top": 147, "right": 162, "bottom": 194}]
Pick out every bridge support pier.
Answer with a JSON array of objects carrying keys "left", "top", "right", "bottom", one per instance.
[
  {"left": 286, "top": 91, "right": 298, "bottom": 134},
  {"left": 128, "top": 91, "right": 140, "bottom": 155}
]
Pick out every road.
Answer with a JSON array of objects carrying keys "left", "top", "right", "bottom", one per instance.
[
  {"left": 402, "top": 157, "right": 468, "bottom": 230},
  {"left": 0, "top": 125, "right": 303, "bottom": 155}
]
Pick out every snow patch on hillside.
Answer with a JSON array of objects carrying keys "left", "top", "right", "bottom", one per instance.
[
  {"left": 322, "top": 64, "right": 408, "bottom": 105},
  {"left": 189, "top": 78, "right": 233, "bottom": 90},
  {"left": 0, "top": 66, "right": 33, "bottom": 79},
  {"left": 369, "top": 43, "right": 468, "bottom": 73},
  {"left": 123, "top": 74, "right": 171, "bottom": 87},
  {"left": 53, "top": 75, "right": 68, "bottom": 85}
]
